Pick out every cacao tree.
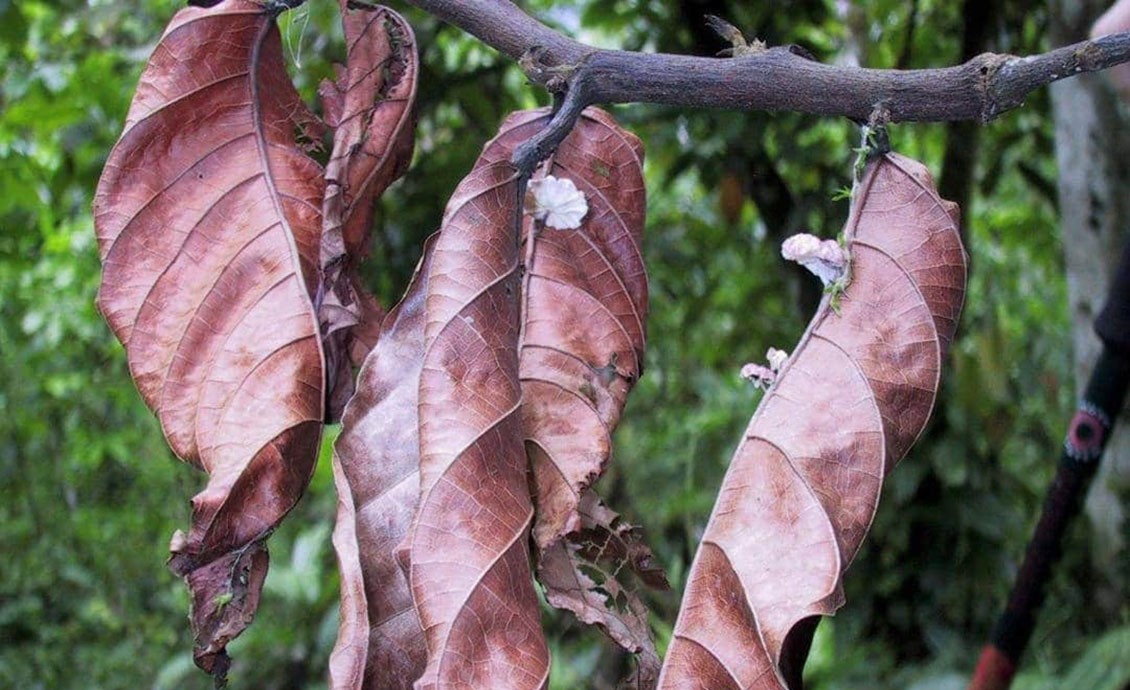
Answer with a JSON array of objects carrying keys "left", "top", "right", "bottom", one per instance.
[{"left": 87, "top": 0, "right": 1130, "bottom": 688}]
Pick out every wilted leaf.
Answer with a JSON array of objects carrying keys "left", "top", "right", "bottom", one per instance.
[
  {"left": 92, "top": 0, "right": 325, "bottom": 676},
  {"left": 657, "top": 153, "right": 966, "bottom": 689},
  {"left": 486, "top": 108, "right": 648, "bottom": 547},
  {"left": 538, "top": 490, "right": 666, "bottom": 689},
  {"left": 319, "top": 2, "right": 418, "bottom": 419},
  {"left": 329, "top": 235, "right": 436, "bottom": 690},
  {"left": 476, "top": 107, "right": 662, "bottom": 683},
  {"left": 408, "top": 127, "right": 549, "bottom": 689}
]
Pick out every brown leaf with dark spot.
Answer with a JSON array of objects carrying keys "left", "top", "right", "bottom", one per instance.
[
  {"left": 657, "top": 152, "right": 966, "bottom": 689},
  {"left": 319, "top": 2, "right": 418, "bottom": 420},
  {"left": 93, "top": 0, "right": 325, "bottom": 676},
  {"left": 329, "top": 235, "right": 437, "bottom": 690},
  {"left": 408, "top": 128, "right": 549, "bottom": 690},
  {"left": 482, "top": 109, "right": 648, "bottom": 545},
  {"left": 476, "top": 107, "right": 662, "bottom": 684}
]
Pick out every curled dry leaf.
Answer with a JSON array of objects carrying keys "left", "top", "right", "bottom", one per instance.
[
  {"left": 408, "top": 127, "right": 550, "bottom": 690},
  {"left": 93, "top": 0, "right": 325, "bottom": 676},
  {"left": 487, "top": 109, "right": 648, "bottom": 546},
  {"left": 330, "top": 235, "right": 437, "bottom": 690},
  {"left": 658, "top": 153, "right": 966, "bottom": 690},
  {"left": 333, "top": 107, "right": 658, "bottom": 688},
  {"left": 478, "top": 107, "right": 663, "bottom": 684},
  {"left": 538, "top": 490, "right": 667, "bottom": 689},
  {"left": 319, "top": 2, "right": 418, "bottom": 420}
]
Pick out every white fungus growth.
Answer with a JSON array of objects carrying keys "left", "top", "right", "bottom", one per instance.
[
  {"left": 742, "top": 347, "right": 789, "bottom": 391},
  {"left": 781, "top": 233, "right": 847, "bottom": 286},
  {"left": 525, "top": 175, "right": 589, "bottom": 229},
  {"left": 740, "top": 363, "right": 776, "bottom": 390},
  {"left": 766, "top": 347, "right": 789, "bottom": 372}
]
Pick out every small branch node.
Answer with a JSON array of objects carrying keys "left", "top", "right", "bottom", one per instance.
[
  {"left": 1074, "top": 40, "right": 1107, "bottom": 71},
  {"left": 511, "top": 81, "right": 591, "bottom": 176},
  {"left": 706, "top": 14, "right": 765, "bottom": 57},
  {"left": 519, "top": 46, "right": 592, "bottom": 93},
  {"left": 867, "top": 102, "right": 892, "bottom": 130},
  {"left": 976, "top": 53, "right": 1013, "bottom": 122},
  {"left": 518, "top": 46, "right": 551, "bottom": 83}
]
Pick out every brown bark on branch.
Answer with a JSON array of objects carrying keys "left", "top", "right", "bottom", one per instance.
[{"left": 401, "top": 0, "right": 1130, "bottom": 171}]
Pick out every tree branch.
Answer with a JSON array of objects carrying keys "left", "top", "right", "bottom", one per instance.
[
  {"left": 403, "top": 0, "right": 1130, "bottom": 122},
  {"left": 400, "top": 0, "right": 1130, "bottom": 173}
]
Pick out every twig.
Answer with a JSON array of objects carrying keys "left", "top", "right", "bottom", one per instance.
[
  {"left": 510, "top": 67, "right": 592, "bottom": 174},
  {"left": 400, "top": 0, "right": 1130, "bottom": 124}
]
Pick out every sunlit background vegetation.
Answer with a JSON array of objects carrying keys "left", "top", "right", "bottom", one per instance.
[{"left": 2, "top": 1, "right": 1128, "bottom": 688}]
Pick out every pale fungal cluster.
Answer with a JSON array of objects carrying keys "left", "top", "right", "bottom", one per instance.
[
  {"left": 525, "top": 175, "right": 589, "bottom": 229},
  {"left": 766, "top": 347, "right": 788, "bottom": 372},
  {"left": 780, "top": 233, "right": 847, "bottom": 286},
  {"left": 741, "top": 347, "right": 789, "bottom": 391}
]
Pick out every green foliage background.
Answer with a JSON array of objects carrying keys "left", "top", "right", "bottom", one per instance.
[{"left": 1, "top": 1, "right": 1126, "bottom": 688}]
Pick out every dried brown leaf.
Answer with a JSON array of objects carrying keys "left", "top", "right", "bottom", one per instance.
[
  {"left": 476, "top": 107, "right": 662, "bottom": 683},
  {"left": 92, "top": 0, "right": 325, "bottom": 676},
  {"left": 538, "top": 491, "right": 666, "bottom": 689},
  {"left": 657, "top": 152, "right": 967, "bottom": 689},
  {"left": 330, "top": 235, "right": 437, "bottom": 690},
  {"left": 408, "top": 131, "right": 549, "bottom": 690},
  {"left": 319, "top": 2, "right": 418, "bottom": 419},
  {"left": 489, "top": 109, "right": 648, "bottom": 545}
]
